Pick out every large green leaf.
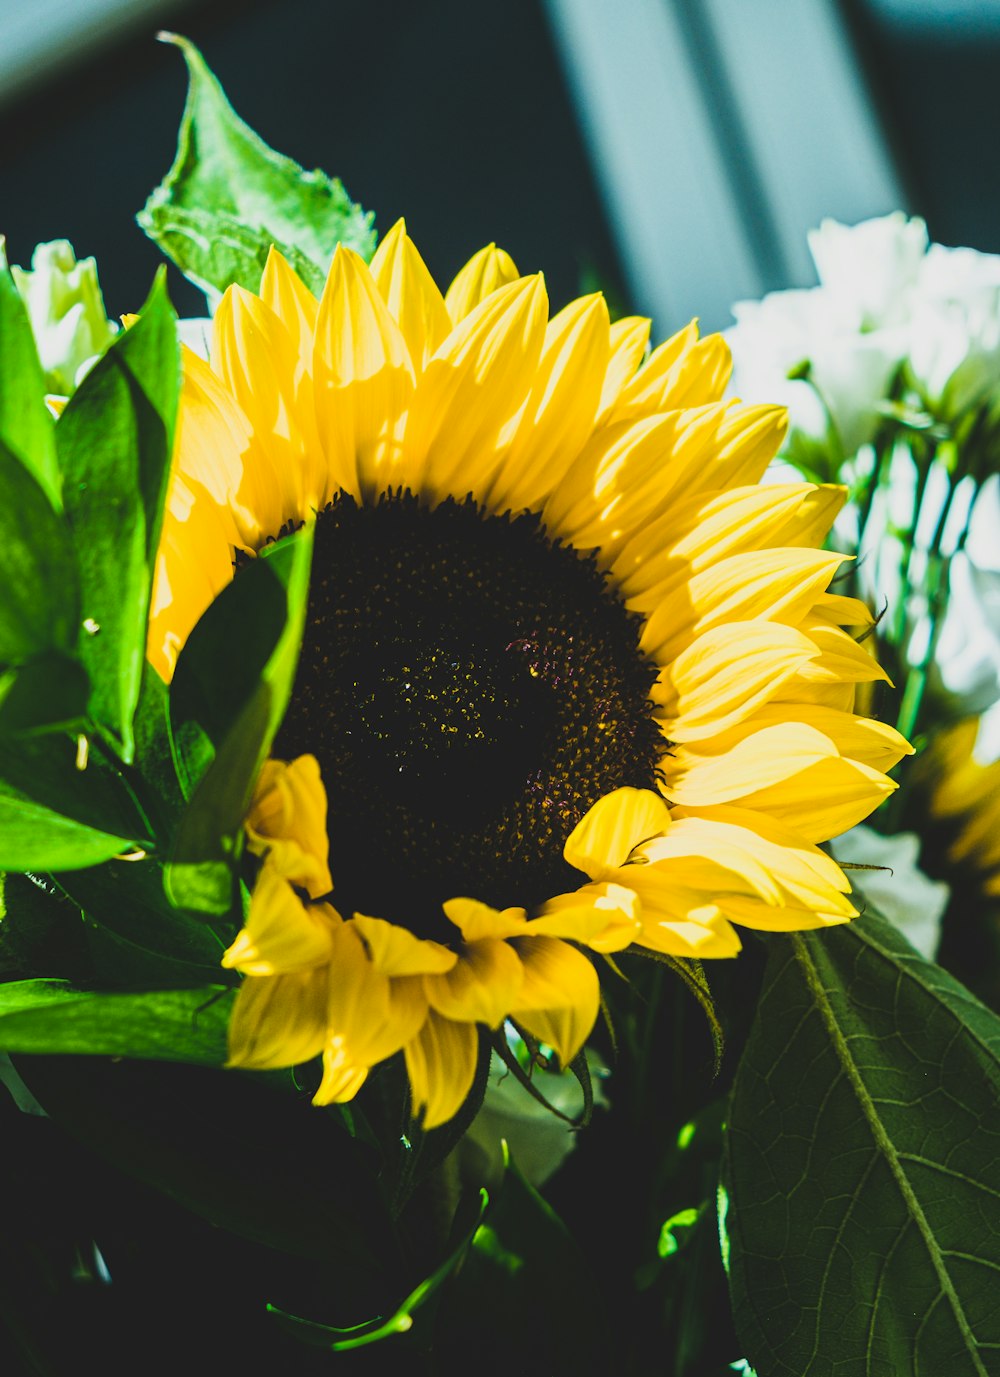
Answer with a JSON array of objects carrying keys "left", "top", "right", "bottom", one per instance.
[
  {"left": 0, "top": 438, "right": 79, "bottom": 667},
  {"left": 0, "top": 980, "right": 230, "bottom": 1062},
  {"left": 139, "top": 33, "right": 375, "bottom": 301},
  {"left": 725, "top": 911, "right": 1000, "bottom": 1377},
  {"left": 56, "top": 857, "right": 233, "bottom": 986},
  {"left": 0, "top": 650, "right": 89, "bottom": 736},
  {"left": 167, "top": 527, "right": 313, "bottom": 912},
  {"left": 57, "top": 271, "right": 179, "bottom": 763},
  {"left": 0, "top": 241, "right": 61, "bottom": 510},
  {"left": 0, "top": 734, "right": 147, "bottom": 871},
  {"left": 14, "top": 1054, "right": 399, "bottom": 1280}
]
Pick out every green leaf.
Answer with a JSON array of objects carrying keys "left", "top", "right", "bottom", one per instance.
[
  {"left": 15, "top": 1054, "right": 399, "bottom": 1278},
  {"left": 0, "top": 734, "right": 146, "bottom": 871},
  {"left": 167, "top": 526, "right": 313, "bottom": 912},
  {"left": 0, "top": 241, "right": 61, "bottom": 510},
  {"left": 0, "top": 979, "right": 231, "bottom": 1062},
  {"left": 0, "top": 651, "right": 89, "bottom": 736},
  {"left": 0, "top": 438, "right": 80, "bottom": 666},
  {"left": 57, "top": 270, "right": 180, "bottom": 763},
  {"left": 139, "top": 33, "right": 376, "bottom": 300},
  {"left": 56, "top": 857, "right": 232, "bottom": 985},
  {"left": 725, "top": 911, "right": 1000, "bottom": 1377},
  {"left": 139, "top": 202, "right": 330, "bottom": 301}
]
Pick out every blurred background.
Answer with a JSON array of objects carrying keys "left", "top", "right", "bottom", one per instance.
[{"left": 0, "top": 0, "right": 998, "bottom": 334}]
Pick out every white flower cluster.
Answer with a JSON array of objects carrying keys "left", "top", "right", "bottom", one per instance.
[{"left": 728, "top": 212, "right": 1000, "bottom": 457}]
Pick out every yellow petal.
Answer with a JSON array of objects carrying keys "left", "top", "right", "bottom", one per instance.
[
  {"left": 639, "top": 548, "right": 846, "bottom": 664},
  {"left": 443, "top": 897, "right": 529, "bottom": 942},
  {"left": 615, "top": 482, "right": 819, "bottom": 608},
  {"left": 174, "top": 349, "right": 275, "bottom": 549},
  {"left": 212, "top": 285, "right": 326, "bottom": 522},
  {"left": 655, "top": 622, "right": 820, "bottom": 742},
  {"left": 563, "top": 786, "right": 670, "bottom": 880},
  {"left": 148, "top": 471, "right": 235, "bottom": 681},
  {"left": 661, "top": 722, "right": 839, "bottom": 806},
  {"left": 370, "top": 219, "right": 452, "bottom": 372},
  {"left": 611, "top": 327, "right": 732, "bottom": 421},
  {"left": 595, "top": 316, "right": 651, "bottom": 422},
  {"left": 509, "top": 936, "right": 599, "bottom": 1065},
  {"left": 424, "top": 937, "right": 524, "bottom": 1027},
  {"left": 259, "top": 246, "right": 319, "bottom": 373},
  {"left": 312, "top": 1053, "right": 368, "bottom": 1106},
  {"left": 735, "top": 755, "right": 897, "bottom": 843},
  {"left": 404, "top": 1009, "right": 480, "bottom": 1129},
  {"left": 777, "top": 485, "right": 847, "bottom": 548},
  {"left": 485, "top": 293, "right": 610, "bottom": 513},
  {"left": 444, "top": 243, "right": 520, "bottom": 321},
  {"left": 313, "top": 245, "right": 415, "bottom": 502},
  {"left": 615, "top": 872, "right": 743, "bottom": 957},
  {"left": 326, "top": 924, "right": 428, "bottom": 1066},
  {"left": 226, "top": 968, "right": 327, "bottom": 1070},
  {"left": 350, "top": 912, "right": 457, "bottom": 975},
  {"left": 403, "top": 275, "right": 548, "bottom": 505},
  {"left": 534, "top": 882, "right": 640, "bottom": 951},
  {"left": 222, "top": 866, "right": 337, "bottom": 976},
  {"left": 246, "top": 755, "right": 332, "bottom": 898},
  {"left": 542, "top": 412, "right": 685, "bottom": 553}
]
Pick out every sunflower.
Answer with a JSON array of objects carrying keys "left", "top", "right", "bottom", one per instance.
[{"left": 149, "top": 222, "right": 912, "bottom": 1127}]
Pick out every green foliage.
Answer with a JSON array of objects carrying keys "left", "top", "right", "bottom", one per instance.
[
  {"left": 0, "top": 735, "right": 146, "bottom": 871},
  {"left": 57, "top": 270, "right": 179, "bottom": 764},
  {"left": 725, "top": 910, "right": 1000, "bottom": 1377},
  {"left": 139, "top": 33, "right": 376, "bottom": 301},
  {"left": 0, "top": 980, "right": 231, "bottom": 1062},
  {"left": 0, "top": 437, "right": 79, "bottom": 667},
  {"left": 0, "top": 241, "right": 61, "bottom": 510},
  {"left": 166, "top": 527, "right": 313, "bottom": 912}
]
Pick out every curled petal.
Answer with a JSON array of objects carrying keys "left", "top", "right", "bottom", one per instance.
[{"left": 564, "top": 787, "right": 670, "bottom": 881}]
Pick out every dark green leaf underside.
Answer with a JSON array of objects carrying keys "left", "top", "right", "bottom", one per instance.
[{"left": 725, "top": 909, "right": 1000, "bottom": 1377}]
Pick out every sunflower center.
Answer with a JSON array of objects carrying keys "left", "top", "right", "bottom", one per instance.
[{"left": 273, "top": 493, "right": 661, "bottom": 940}]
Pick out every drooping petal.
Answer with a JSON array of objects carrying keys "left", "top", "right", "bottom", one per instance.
[
  {"left": 350, "top": 912, "right": 457, "bottom": 975},
  {"left": 443, "top": 897, "right": 529, "bottom": 942},
  {"left": 404, "top": 1009, "right": 480, "bottom": 1129},
  {"left": 509, "top": 936, "right": 600, "bottom": 1066},
  {"left": 326, "top": 924, "right": 429, "bottom": 1066},
  {"left": 245, "top": 755, "right": 332, "bottom": 898},
  {"left": 222, "top": 866, "right": 337, "bottom": 976},
  {"left": 226, "top": 968, "right": 328, "bottom": 1070},
  {"left": 534, "top": 882, "right": 641, "bottom": 951},
  {"left": 423, "top": 937, "right": 524, "bottom": 1028}
]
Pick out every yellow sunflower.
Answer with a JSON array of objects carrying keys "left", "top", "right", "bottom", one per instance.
[{"left": 149, "top": 221, "right": 912, "bottom": 1127}]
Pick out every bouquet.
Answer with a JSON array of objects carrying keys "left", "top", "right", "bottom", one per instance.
[{"left": 1, "top": 39, "right": 996, "bottom": 1376}]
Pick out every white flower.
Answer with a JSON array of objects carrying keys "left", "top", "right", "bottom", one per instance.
[
  {"left": 830, "top": 825, "right": 949, "bottom": 960},
  {"left": 807, "top": 212, "right": 927, "bottom": 328},
  {"left": 728, "top": 214, "right": 922, "bottom": 457},
  {"left": 933, "top": 476, "right": 1000, "bottom": 711},
  {"left": 907, "top": 244, "right": 1000, "bottom": 416},
  {"left": 11, "top": 240, "right": 117, "bottom": 395}
]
